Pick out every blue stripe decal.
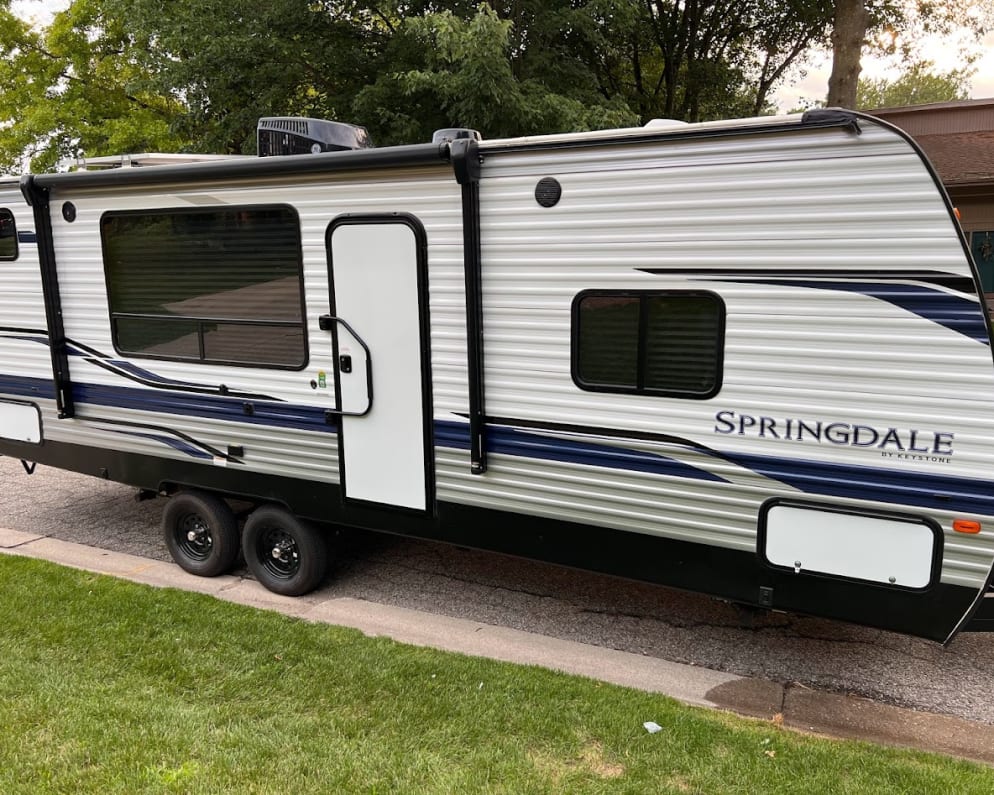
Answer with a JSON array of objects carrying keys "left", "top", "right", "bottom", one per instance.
[
  {"left": 0, "top": 372, "right": 334, "bottom": 432},
  {"left": 438, "top": 419, "right": 994, "bottom": 514},
  {"left": 0, "top": 374, "right": 56, "bottom": 399},
  {"left": 720, "top": 450, "right": 994, "bottom": 515},
  {"left": 73, "top": 382, "right": 334, "bottom": 432},
  {"left": 435, "top": 419, "right": 472, "bottom": 449},
  {"left": 103, "top": 359, "right": 216, "bottom": 388},
  {"left": 1, "top": 369, "right": 987, "bottom": 514},
  {"left": 436, "top": 419, "right": 727, "bottom": 483},
  {"left": 0, "top": 334, "right": 272, "bottom": 394},
  {"left": 0, "top": 334, "right": 91, "bottom": 358},
  {"left": 730, "top": 279, "right": 990, "bottom": 345},
  {"left": 105, "top": 428, "right": 213, "bottom": 460},
  {"left": 2, "top": 334, "right": 53, "bottom": 348}
]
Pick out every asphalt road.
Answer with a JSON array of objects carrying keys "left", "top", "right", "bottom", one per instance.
[{"left": 2, "top": 455, "right": 993, "bottom": 726}]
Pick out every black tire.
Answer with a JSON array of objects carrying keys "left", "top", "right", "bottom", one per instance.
[
  {"left": 242, "top": 506, "right": 328, "bottom": 596},
  {"left": 162, "top": 490, "right": 240, "bottom": 577}
]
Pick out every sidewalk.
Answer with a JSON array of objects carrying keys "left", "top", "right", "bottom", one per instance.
[{"left": 2, "top": 526, "right": 992, "bottom": 766}]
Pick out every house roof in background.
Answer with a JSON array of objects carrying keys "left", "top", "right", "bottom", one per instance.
[
  {"left": 868, "top": 98, "right": 994, "bottom": 187},
  {"left": 912, "top": 130, "right": 994, "bottom": 186}
]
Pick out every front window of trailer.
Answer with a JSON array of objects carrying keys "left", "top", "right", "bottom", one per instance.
[{"left": 101, "top": 206, "right": 307, "bottom": 368}]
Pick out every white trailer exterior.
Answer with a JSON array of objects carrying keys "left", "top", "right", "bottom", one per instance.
[{"left": 2, "top": 109, "right": 993, "bottom": 642}]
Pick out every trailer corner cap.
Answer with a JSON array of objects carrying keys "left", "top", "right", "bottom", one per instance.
[
  {"left": 19, "top": 175, "right": 40, "bottom": 206},
  {"left": 801, "top": 108, "right": 862, "bottom": 134}
]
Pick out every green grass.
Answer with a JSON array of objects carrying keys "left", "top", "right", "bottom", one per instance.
[{"left": 0, "top": 556, "right": 990, "bottom": 794}]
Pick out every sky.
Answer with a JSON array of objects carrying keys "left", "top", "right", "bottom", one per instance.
[
  {"left": 11, "top": 0, "right": 994, "bottom": 113},
  {"left": 777, "top": 27, "right": 994, "bottom": 111}
]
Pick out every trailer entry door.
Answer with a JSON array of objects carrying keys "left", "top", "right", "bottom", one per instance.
[{"left": 326, "top": 216, "right": 433, "bottom": 512}]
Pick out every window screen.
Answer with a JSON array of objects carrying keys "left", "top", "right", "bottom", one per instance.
[
  {"left": 573, "top": 291, "right": 723, "bottom": 398},
  {"left": 0, "top": 209, "right": 17, "bottom": 260},
  {"left": 101, "top": 206, "right": 306, "bottom": 368}
]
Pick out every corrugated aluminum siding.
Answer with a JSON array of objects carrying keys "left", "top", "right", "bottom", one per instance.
[{"left": 465, "top": 119, "right": 994, "bottom": 589}]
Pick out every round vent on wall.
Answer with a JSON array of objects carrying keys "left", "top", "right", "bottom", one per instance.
[{"left": 535, "top": 177, "right": 562, "bottom": 208}]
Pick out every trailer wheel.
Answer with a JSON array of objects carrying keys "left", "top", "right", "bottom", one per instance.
[
  {"left": 163, "top": 490, "right": 240, "bottom": 577},
  {"left": 242, "top": 506, "right": 328, "bottom": 596}
]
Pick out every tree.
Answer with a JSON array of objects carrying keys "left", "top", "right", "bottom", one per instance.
[
  {"left": 826, "top": 0, "right": 994, "bottom": 109},
  {"left": 355, "top": 1, "right": 833, "bottom": 137},
  {"left": 0, "top": 0, "right": 185, "bottom": 173},
  {"left": 102, "top": 0, "right": 383, "bottom": 154},
  {"left": 355, "top": 4, "right": 638, "bottom": 143},
  {"left": 856, "top": 60, "right": 973, "bottom": 109},
  {"left": 20, "top": 0, "right": 963, "bottom": 171},
  {"left": 826, "top": 0, "right": 867, "bottom": 107},
  {"left": 578, "top": 1, "right": 836, "bottom": 124},
  {"left": 750, "top": 0, "right": 834, "bottom": 116}
]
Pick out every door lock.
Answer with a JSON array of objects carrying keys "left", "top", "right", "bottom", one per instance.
[{"left": 339, "top": 354, "right": 353, "bottom": 373}]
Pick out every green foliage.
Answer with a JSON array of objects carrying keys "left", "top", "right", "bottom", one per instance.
[
  {"left": 355, "top": 5, "right": 637, "bottom": 144},
  {"left": 625, "top": 0, "right": 835, "bottom": 122},
  {"left": 1, "top": 555, "right": 994, "bottom": 793},
  {"left": 856, "top": 60, "right": 974, "bottom": 110},
  {"left": 3, "top": 0, "right": 838, "bottom": 165},
  {"left": 7, "top": 0, "right": 987, "bottom": 168},
  {"left": 0, "top": 0, "right": 185, "bottom": 173},
  {"left": 102, "top": 0, "right": 382, "bottom": 154}
]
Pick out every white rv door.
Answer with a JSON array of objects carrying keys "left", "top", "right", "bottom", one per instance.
[{"left": 326, "top": 216, "right": 432, "bottom": 512}]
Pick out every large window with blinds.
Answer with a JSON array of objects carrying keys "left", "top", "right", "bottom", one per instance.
[
  {"left": 101, "top": 206, "right": 307, "bottom": 369},
  {"left": 572, "top": 291, "right": 724, "bottom": 398},
  {"left": 0, "top": 209, "right": 17, "bottom": 260}
]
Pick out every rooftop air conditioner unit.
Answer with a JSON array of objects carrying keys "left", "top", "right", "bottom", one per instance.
[{"left": 257, "top": 117, "right": 373, "bottom": 156}]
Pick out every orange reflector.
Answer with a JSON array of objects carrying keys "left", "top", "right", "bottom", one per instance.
[
  {"left": 954, "top": 207, "right": 962, "bottom": 221},
  {"left": 953, "top": 519, "right": 982, "bottom": 534}
]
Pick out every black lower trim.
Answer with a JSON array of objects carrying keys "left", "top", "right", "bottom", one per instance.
[
  {"left": 1, "top": 437, "right": 979, "bottom": 643},
  {"left": 964, "top": 597, "right": 994, "bottom": 632},
  {"left": 0, "top": 436, "right": 328, "bottom": 512}
]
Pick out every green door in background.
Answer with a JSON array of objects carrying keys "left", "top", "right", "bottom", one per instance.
[{"left": 972, "top": 231, "right": 994, "bottom": 293}]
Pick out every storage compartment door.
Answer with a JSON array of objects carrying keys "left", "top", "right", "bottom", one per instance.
[{"left": 761, "top": 501, "right": 939, "bottom": 589}]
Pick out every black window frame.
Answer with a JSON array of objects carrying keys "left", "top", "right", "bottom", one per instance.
[
  {"left": 0, "top": 208, "right": 18, "bottom": 261},
  {"left": 100, "top": 204, "right": 309, "bottom": 371},
  {"left": 571, "top": 289, "right": 725, "bottom": 400}
]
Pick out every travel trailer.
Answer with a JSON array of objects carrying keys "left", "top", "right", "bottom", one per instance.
[{"left": 2, "top": 110, "right": 992, "bottom": 642}]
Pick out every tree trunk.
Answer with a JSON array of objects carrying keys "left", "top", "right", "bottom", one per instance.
[{"left": 827, "top": 0, "right": 868, "bottom": 108}]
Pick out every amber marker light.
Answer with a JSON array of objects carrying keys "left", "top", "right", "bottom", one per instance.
[
  {"left": 953, "top": 519, "right": 982, "bottom": 534},
  {"left": 954, "top": 207, "right": 962, "bottom": 221}
]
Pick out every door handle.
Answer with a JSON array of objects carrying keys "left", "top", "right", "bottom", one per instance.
[{"left": 318, "top": 314, "right": 373, "bottom": 417}]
